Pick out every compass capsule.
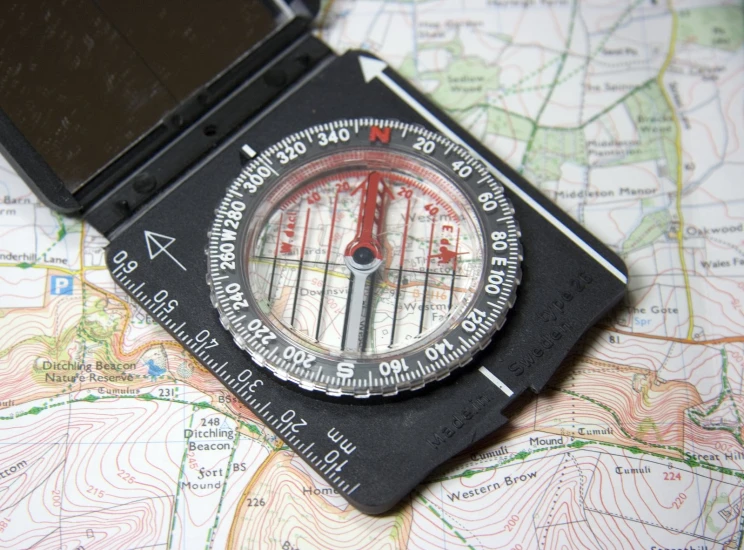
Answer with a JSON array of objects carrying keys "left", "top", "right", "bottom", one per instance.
[{"left": 206, "top": 119, "right": 522, "bottom": 397}]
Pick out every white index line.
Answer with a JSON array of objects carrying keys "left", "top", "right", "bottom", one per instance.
[
  {"left": 371, "top": 64, "right": 627, "bottom": 285},
  {"left": 241, "top": 144, "right": 257, "bottom": 158},
  {"left": 479, "top": 366, "right": 513, "bottom": 397}
]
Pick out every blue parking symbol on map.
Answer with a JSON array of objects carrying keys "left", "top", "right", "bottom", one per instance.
[{"left": 50, "top": 275, "right": 73, "bottom": 296}]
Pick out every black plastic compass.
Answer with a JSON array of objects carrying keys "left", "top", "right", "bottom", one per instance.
[{"left": 0, "top": 2, "right": 627, "bottom": 513}]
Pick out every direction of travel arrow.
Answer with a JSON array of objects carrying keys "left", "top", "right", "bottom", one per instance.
[{"left": 144, "top": 230, "right": 187, "bottom": 271}]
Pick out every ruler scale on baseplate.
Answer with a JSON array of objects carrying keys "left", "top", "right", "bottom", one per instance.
[{"left": 110, "top": 266, "right": 368, "bottom": 496}]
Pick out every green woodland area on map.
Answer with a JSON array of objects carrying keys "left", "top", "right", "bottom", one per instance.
[
  {"left": 398, "top": 2, "right": 741, "bottom": 181},
  {"left": 405, "top": 48, "right": 681, "bottom": 183}
]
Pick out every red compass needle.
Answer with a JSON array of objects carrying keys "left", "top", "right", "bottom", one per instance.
[
  {"left": 342, "top": 171, "right": 391, "bottom": 352},
  {"left": 345, "top": 171, "right": 386, "bottom": 260}
]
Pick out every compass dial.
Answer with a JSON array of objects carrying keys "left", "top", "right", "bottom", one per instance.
[{"left": 207, "top": 120, "right": 521, "bottom": 397}]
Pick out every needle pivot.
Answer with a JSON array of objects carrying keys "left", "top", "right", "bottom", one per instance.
[{"left": 352, "top": 246, "right": 375, "bottom": 265}]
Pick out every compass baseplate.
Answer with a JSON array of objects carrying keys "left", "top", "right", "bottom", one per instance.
[{"left": 106, "top": 50, "right": 627, "bottom": 513}]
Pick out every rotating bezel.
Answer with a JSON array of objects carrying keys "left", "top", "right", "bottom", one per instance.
[{"left": 206, "top": 119, "right": 522, "bottom": 397}]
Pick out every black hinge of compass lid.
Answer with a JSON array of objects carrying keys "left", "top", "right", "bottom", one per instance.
[
  {"left": 0, "top": 0, "right": 325, "bottom": 235},
  {"left": 84, "top": 34, "right": 333, "bottom": 237}
]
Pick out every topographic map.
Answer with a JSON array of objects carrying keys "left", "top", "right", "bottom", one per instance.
[{"left": 0, "top": 0, "right": 743, "bottom": 548}]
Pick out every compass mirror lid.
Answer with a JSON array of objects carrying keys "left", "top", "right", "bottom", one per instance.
[{"left": 0, "top": 0, "right": 320, "bottom": 213}]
